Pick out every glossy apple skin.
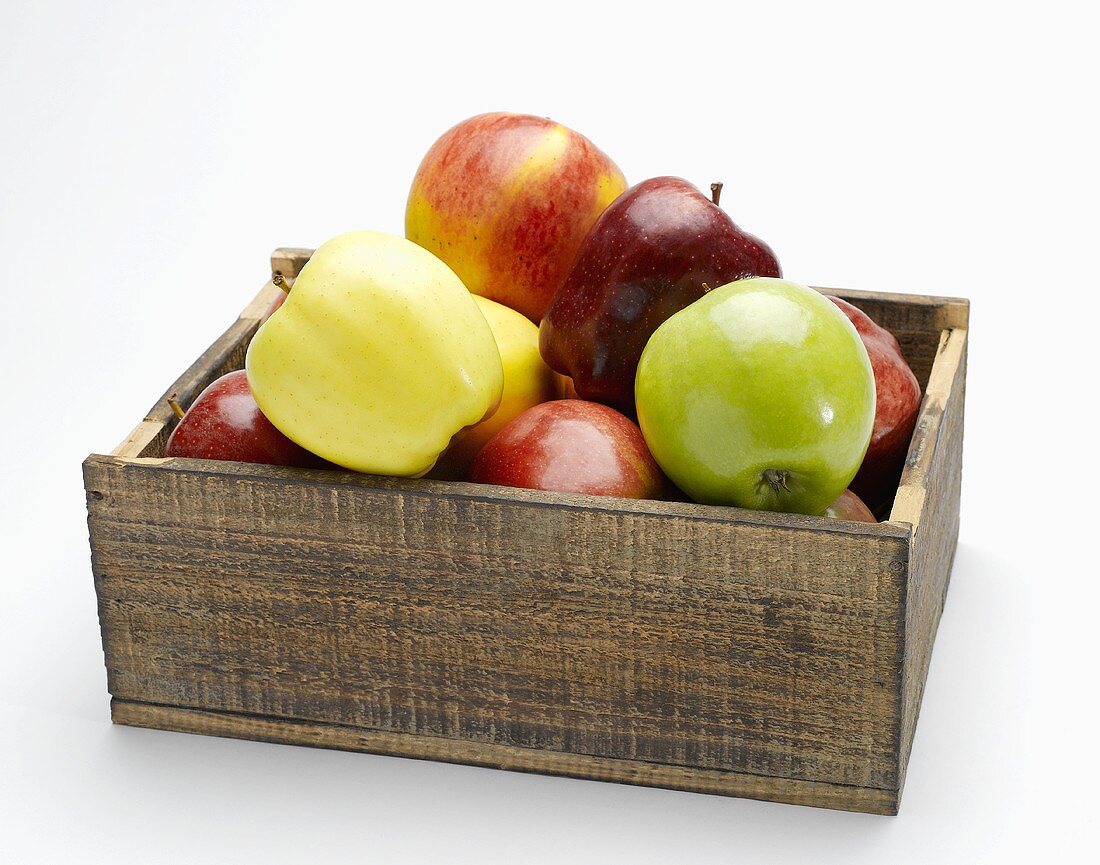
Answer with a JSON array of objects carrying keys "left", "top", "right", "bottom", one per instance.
[
  {"left": 429, "top": 296, "right": 557, "bottom": 480},
  {"left": 823, "top": 489, "right": 877, "bottom": 522},
  {"left": 246, "top": 231, "right": 503, "bottom": 476},
  {"left": 540, "top": 176, "right": 781, "bottom": 416},
  {"left": 469, "top": 400, "right": 665, "bottom": 499},
  {"left": 406, "top": 112, "right": 627, "bottom": 322},
  {"left": 827, "top": 297, "right": 922, "bottom": 510},
  {"left": 165, "top": 370, "right": 322, "bottom": 467},
  {"left": 635, "top": 278, "right": 875, "bottom": 515}
]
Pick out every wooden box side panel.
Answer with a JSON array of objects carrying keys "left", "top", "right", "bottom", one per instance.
[
  {"left": 894, "top": 327, "right": 968, "bottom": 784},
  {"left": 84, "top": 456, "right": 908, "bottom": 791},
  {"left": 110, "top": 699, "right": 900, "bottom": 814}
]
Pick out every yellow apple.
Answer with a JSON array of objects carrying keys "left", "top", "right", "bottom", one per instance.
[
  {"left": 429, "top": 295, "right": 557, "bottom": 479},
  {"left": 245, "top": 230, "right": 503, "bottom": 476}
]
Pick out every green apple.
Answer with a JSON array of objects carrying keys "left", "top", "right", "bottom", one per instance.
[
  {"left": 635, "top": 277, "right": 875, "bottom": 514},
  {"left": 245, "top": 230, "right": 503, "bottom": 476}
]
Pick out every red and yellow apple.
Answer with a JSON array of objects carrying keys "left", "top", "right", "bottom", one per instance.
[{"left": 406, "top": 112, "right": 627, "bottom": 322}]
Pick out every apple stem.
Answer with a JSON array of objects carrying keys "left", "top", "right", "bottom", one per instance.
[
  {"left": 710, "top": 182, "right": 723, "bottom": 207},
  {"left": 763, "top": 469, "right": 790, "bottom": 495},
  {"left": 167, "top": 394, "right": 186, "bottom": 420},
  {"left": 272, "top": 273, "right": 288, "bottom": 290}
]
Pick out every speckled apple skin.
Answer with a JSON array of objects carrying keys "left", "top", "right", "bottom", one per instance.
[
  {"left": 405, "top": 112, "right": 627, "bottom": 323},
  {"left": 827, "top": 296, "right": 923, "bottom": 511},
  {"left": 164, "top": 370, "right": 321, "bottom": 467},
  {"left": 429, "top": 295, "right": 557, "bottom": 480},
  {"left": 469, "top": 400, "right": 665, "bottom": 499},
  {"left": 245, "top": 230, "right": 504, "bottom": 477},
  {"left": 540, "top": 176, "right": 781, "bottom": 417},
  {"left": 635, "top": 278, "right": 876, "bottom": 515}
]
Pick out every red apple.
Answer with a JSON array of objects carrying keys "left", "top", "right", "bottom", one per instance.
[
  {"left": 469, "top": 400, "right": 665, "bottom": 499},
  {"left": 822, "top": 489, "right": 877, "bottom": 522},
  {"left": 405, "top": 112, "right": 627, "bottom": 322},
  {"left": 827, "top": 297, "right": 922, "bottom": 511},
  {"left": 540, "top": 176, "right": 781, "bottom": 416},
  {"left": 165, "top": 370, "right": 323, "bottom": 467}
]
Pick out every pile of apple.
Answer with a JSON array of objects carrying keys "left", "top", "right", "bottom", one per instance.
[{"left": 167, "top": 112, "right": 922, "bottom": 522}]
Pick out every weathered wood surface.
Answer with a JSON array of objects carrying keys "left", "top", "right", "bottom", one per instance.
[
  {"left": 894, "top": 327, "right": 968, "bottom": 788},
  {"left": 85, "top": 454, "right": 908, "bottom": 793},
  {"left": 85, "top": 266, "right": 969, "bottom": 813},
  {"left": 112, "top": 699, "right": 900, "bottom": 814}
]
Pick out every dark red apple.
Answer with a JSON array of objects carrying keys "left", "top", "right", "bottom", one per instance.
[
  {"left": 165, "top": 370, "right": 323, "bottom": 467},
  {"left": 540, "top": 176, "right": 781, "bottom": 416},
  {"left": 823, "top": 489, "right": 877, "bottom": 522},
  {"left": 827, "top": 297, "right": 923, "bottom": 511},
  {"left": 469, "top": 400, "right": 665, "bottom": 499}
]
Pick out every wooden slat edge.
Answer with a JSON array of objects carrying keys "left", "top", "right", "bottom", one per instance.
[
  {"left": 895, "top": 324, "right": 966, "bottom": 797},
  {"left": 107, "top": 283, "right": 279, "bottom": 459},
  {"left": 271, "top": 248, "right": 314, "bottom": 279},
  {"left": 888, "top": 328, "right": 968, "bottom": 527},
  {"left": 812, "top": 286, "right": 970, "bottom": 330},
  {"left": 82, "top": 452, "right": 911, "bottom": 541},
  {"left": 109, "top": 420, "right": 165, "bottom": 459},
  {"left": 111, "top": 700, "right": 899, "bottom": 815},
  {"left": 241, "top": 280, "right": 286, "bottom": 320}
]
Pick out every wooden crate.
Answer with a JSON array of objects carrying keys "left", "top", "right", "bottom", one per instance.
[{"left": 83, "top": 249, "right": 968, "bottom": 815}]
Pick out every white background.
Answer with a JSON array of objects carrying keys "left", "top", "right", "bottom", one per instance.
[{"left": 2, "top": 1, "right": 1096, "bottom": 862}]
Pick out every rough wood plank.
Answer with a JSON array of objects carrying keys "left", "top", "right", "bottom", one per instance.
[
  {"left": 89, "top": 275, "right": 969, "bottom": 813},
  {"left": 85, "top": 454, "right": 908, "bottom": 791},
  {"left": 89, "top": 455, "right": 912, "bottom": 540},
  {"left": 111, "top": 699, "right": 899, "bottom": 815},
  {"left": 111, "top": 420, "right": 165, "bottom": 459},
  {"left": 895, "top": 328, "right": 967, "bottom": 793},
  {"left": 889, "top": 328, "right": 968, "bottom": 528}
]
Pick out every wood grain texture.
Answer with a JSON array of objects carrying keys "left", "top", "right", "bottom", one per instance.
[
  {"left": 111, "top": 699, "right": 900, "bottom": 815},
  {"left": 894, "top": 328, "right": 967, "bottom": 791},
  {"left": 85, "top": 454, "right": 908, "bottom": 792},
  {"left": 85, "top": 267, "right": 968, "bottom": 813}
]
